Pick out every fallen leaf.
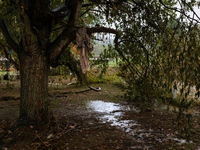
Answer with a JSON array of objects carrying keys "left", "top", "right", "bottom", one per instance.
[
  {"left": 180, "top": 145, "right": 185, "bottom": 149},
  {"left": 47, "top": 134, "right": 53, "bottom": 139}
]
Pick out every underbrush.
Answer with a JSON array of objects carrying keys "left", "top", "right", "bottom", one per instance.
[{"left": 87, "top": 68, "right": 125, "bottom": 87}]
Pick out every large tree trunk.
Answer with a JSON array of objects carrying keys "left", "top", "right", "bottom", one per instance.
[{"left": 18, "top": 50, "right": 50, "bottom": 125}]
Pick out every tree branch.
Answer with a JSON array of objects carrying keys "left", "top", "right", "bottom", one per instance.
[
  {"left": 80, "top": 7, "right": 92, "bottom": 17},
  {"left": 87, "top": 26, "right": 118, "bottom": 35},
  {"left": 82, "top": 3, "right": 93, "bottom": 7},
  {"left": 49, "top": 26, "right": 76, "bottom": 62},
  {"left": 50, "top": 0, "right": 83, "bottom": 62},
  {"left": 0, "top": 20, "right": 19, "bottom": 53},
  {"left": 159, "top": 0, "right": 200, "bottom": 23},
  {"left": 68, "top": 0, "right": 83, "bottom": 26},
  {"left": 59, "top": 86, "right": 101, "bottom": 94},
  {"left": 50, "top": 26, "right": 118, "bottom": 61},
  {"left": 180, "top": 0, "right": 200, "bottom": 21},
  {"left": 114, "top": 33, "right": 140, "bottom": 79}
]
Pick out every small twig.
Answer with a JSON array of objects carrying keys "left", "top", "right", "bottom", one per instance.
[
  {"left": 36, "top": 143, "right": 42, "bottom": 149},
  {"left": 64, "top": 122, "right": 77, "bottom": 134},
  {"left": 25, "top": 145, "right": 31, "bottom": 149},
  {"left": 16, "top": 130, "right": 49, "bottom": 147},
  {"left": 36, "top": 134, "right": 49, "bottom": 147}
]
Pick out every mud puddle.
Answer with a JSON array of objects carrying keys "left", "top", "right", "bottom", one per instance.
[
  {"left": 86, "top": 100, "right": 138, "bottom": 131},
  {"left": 86, "top": 100, "right": 195, "bottom": 149}
]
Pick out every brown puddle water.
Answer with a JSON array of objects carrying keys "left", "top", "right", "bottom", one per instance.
[{"left": 86, "top": 100, "right": 196, "bottom": 149}]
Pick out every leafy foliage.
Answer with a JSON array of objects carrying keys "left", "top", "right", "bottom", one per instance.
[
  {"left": 109, "top": 1, "right": 200, "bottom": 111},
  {"left": 107, "top": 0, "right": 200, "bottom": 138}
]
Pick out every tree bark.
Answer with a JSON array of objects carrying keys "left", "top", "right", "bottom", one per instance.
[
  {"left": 18, "top": 50, "right": 50, "bottom": 125},
  {"left": 13, "top": 0, "right": 54, "bottom": 125}
]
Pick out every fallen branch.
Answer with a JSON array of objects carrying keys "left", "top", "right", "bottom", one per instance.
[
  {"left": 47, "top": 86, "right": 101, "bottom": 97},
  {"left": 60, "top": 86, "right": 101, "bottom": 94},
  {"left": 88, "top": 86, "right": 101, "bottom": 91},
  {"left": 36, "top": 134, "right": 49, "bottom": 147}
]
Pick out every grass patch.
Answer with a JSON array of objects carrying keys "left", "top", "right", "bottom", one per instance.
[
  {"left": 0, "top": 70, "right": 19, "bottom": 76},
  {"left": 108, "top": 58, "right": 122, "bottom": 67},
  {"left": 87, "top": 68, "right": 124, "bottom": 86}
]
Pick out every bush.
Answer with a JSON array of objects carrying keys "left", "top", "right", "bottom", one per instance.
[
  {"left": 87, "top": 68, "right": 124, "bottom": 85},
  {"left": 49, "top": 66, "right": 70, "bottom": 76}
]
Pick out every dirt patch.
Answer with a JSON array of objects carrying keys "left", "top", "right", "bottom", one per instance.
[
  {"left": 0, "top": 82, "right": 200, "bottom": 149},
  {"left": 0, "top": 96, "right": 20, "bottom": 101},
  {"left": 121, "top": 110, "right": 200, "bottom": 149}
]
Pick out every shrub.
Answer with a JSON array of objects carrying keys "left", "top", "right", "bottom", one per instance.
[{"left": 87, "top": 68, "right": 124, "bottom": 85}]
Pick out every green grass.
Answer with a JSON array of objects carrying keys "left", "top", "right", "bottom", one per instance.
[
  {"left": 108, "top": 58, "right": 122, "bottom": 67},
  {"left": 0, "top": 70, "right": 19, "bottom": 76}
]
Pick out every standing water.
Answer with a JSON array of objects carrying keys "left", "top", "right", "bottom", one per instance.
[
  {"left": 86, "top": 100, "right": 138, "bottom": 132},
  {"left": 86, "top": 100, "right": 195, "bottom": 149}
]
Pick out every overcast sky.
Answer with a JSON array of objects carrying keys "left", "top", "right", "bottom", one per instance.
[{"left": 176, "top": 4, "right": 200, "bottom": 22}]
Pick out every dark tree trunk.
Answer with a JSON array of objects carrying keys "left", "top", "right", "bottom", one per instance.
[
  {"left": 18, "top": 49, "right": 50, "bottom": 125},
  {"left": 15, "top": 0, "right": 54, "bottom": 125}
]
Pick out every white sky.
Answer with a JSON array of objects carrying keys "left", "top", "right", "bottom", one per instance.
[{"left": 176, "top": 4, "right": 200, "bottom": 22}]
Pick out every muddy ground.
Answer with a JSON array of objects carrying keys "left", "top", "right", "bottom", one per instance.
[{"left": 0, "top": 80, "right": 200, "bottom": 150}]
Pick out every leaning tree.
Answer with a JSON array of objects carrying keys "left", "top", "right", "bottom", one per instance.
[{"left": 0, "top": 0, "right": 199, "bottom": 125}]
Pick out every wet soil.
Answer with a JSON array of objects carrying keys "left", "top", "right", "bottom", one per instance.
[{"left": 0, "top": 81, "right": 200, "bottom": 149}]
